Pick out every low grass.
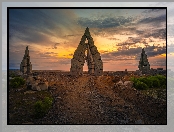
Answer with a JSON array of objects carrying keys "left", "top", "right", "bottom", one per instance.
[
  {"left": 9, "top": 89, "right": 53, "bottom": 124},
  {"left": 130, "top": 75, "right": 166, "bottom": 90},
  {"left": 34, "top": 97, "right": 53, "bottom": 118},
  {"left": 10, "top": 77, "right": 25, "bottom": 88},
  {"left": 130, "top": 75, "right": 166, "bottom": 100}
]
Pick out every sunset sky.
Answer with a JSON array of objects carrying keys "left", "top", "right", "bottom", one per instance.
[{"left": 9, "top": 8, "right": 166, "bottom": 71}]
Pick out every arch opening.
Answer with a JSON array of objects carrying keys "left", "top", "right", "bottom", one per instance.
[{"left": 85, "top": 38, "right": 88, "bottom": 44}]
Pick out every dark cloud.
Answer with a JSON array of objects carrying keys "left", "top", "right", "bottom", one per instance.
[
  {"left": 101, "top": 45, "right": 166, "bottom": 63},
  {"left": 136, "top": 30, "right": 145, "bottom": 35},
  {"left": 145, "top": 45, "right": 166, "bottom": 57},
  {"left": 101, "top": 47, "right": 141, "bottom": 63},
  {"left": 132, "top": 13, "right": 166, "bottom": 41},
  {"left": 78, "top": 16, "right": 133, "bottom": 28},
  {"left": 9, "top": 9, "right": 79, "bottom": 46},
  {"left": 85, "top": 14, "right": 166, "bottom": 42},
  {"left": 118, "top": 28, "right": 166, "bottom": 47},
  {"left": 116, "top": 37, "right": 142, "bottom": 47},
  {"left": 52, "top": 43, "right": 60, "bottom": 49},
  {"left": 138, "top": 14, "right": 166, "bottom": 25},
  {"left": 9, "top": 9, "right": 57, "bottom": 44},
  {"left": 110, "top": 47, "right": 142, "bottom": 56},
  {"left": 143, "top": 28, "right": 166, "bottom": 40},
  {"left": 116, "top": 37, "right": 150, "bottom": 48},
  {"left": 79, "top": 9, "right": 166, "bottom": 39}
]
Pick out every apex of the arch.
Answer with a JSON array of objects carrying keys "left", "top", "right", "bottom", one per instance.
[{"left": 85, "top": 27, "right": 90, "bottom": 36}]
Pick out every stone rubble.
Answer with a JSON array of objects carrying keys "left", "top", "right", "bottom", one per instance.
[{"left": 26, "top": 75, "right": 48, "bottom": 91}]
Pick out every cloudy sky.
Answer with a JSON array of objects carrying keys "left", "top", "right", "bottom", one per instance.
[{"left": 9, "top": 8, "right": 166, "bottom": 71}]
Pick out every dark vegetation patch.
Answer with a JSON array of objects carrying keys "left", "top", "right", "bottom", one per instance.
[
  {"left": 10, "top": 77, "right": 25, "bottom": 88},
  {"left": 9, "top": 87, "right": 53, "bottom": 124},
  {"left": 34, "top": 97, "right": 53, "bottom": 118}
]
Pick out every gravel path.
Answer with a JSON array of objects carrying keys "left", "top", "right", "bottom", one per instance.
[{"left": 33, "top": 75, "right": 166, "bottom": 124}]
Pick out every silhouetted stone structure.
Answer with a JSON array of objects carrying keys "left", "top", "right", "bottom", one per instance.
[
  {"left": 20, "top": 46, "right": 32, "bottom": 74},
  {"left": 70, "top": 27, "right": 103, "bottom": 76},
  {"left": 138, "top": 48, "right": 150, "bottom": 74}
]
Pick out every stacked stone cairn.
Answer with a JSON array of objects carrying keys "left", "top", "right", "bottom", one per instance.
[
  {"left": 70, "top": 27, "right": 103, "bottom": 76},
  {"left": 20, "top": 46, "right": 32, "bottom": 75},
  {"left": 138, "top": 48, "right": 150, "bottom": 74}
]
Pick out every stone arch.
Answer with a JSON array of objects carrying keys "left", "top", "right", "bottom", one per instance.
[{"left": 70, "top": 27, "right": 103, "bottom": 76}]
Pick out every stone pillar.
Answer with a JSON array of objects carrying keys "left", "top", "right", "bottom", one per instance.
[
  {"left": 20, "top": 46, "right": 32, "bottom": 75},
  {"left": 138, "top": 48, "right": 150, "bottom": 74}
]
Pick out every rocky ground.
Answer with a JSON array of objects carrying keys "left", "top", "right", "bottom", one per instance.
[{"left": 8, "top": 70, "right": 167, "bottom": 124}]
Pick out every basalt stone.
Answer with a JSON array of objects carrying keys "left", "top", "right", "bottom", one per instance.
[
  {"left": 20, "top": 46, "right": 32, "bottom": 75},
  {"left": 138, "top": 48, "right": 150, "bottom": 74},
  {"left": 38, "top": 82, "right": 48, "bottom": 91},
  {"left": 32, "top": 83, "right": 41, "bottom": 91},
  {"left": 70, "top": 27, "right": 103, "bottom": 76}
]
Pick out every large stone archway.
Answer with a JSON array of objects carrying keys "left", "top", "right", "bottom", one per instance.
[{"left": 70, "top": 27, "right": 103, "bottom": 76}]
